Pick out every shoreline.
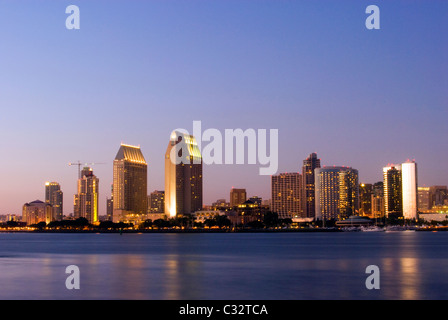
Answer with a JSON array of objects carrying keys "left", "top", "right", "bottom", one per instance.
[
  {"left": 0, "top": 228, "right": 342, "bottom": 234},
  {"left": 0, "top": 227, "right": 446, "bottom": 233}
]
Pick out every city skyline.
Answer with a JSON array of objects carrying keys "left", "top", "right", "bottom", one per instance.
[
  {"left": 1, "top": 1, "right": 447, "bottom": 215},
  {"left": 10, "top": 138, "right": 438, "bottom": 219}
]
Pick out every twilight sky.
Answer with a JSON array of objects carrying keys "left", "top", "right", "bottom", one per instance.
[{"left": 0, "top": 0, "right": 447, "bottom": 216}]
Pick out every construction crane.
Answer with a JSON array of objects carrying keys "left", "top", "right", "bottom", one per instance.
[{"left": 69, "top": 161, "right": 106, "bottom": 179}]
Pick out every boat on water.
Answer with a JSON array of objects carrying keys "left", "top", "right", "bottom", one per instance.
[
  {"left": 360, "top": 225, "right": 385, "bottom": 232},
  {"left": 385, "top": 225, "right": 416, "bottom": 232},
  {"left": 341, "top": 226, "right": 361, "bottom": 232}
]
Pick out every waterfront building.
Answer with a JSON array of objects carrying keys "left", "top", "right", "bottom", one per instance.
[
  {"left": 271, "top": 172, "right": 302, "bottom": 219},
  {"left": 383, "top": 165, "right": 403, "bottom": 219},
  {"left": 165, "top": 131, "right": 203, "bottom": 217},
  {"left": 402, "top": 160, "right": 418, "bottom": 220},
  {"left": 315, "top": 166, "right": 359, "bottom": 221},
  {"left": 194, "top": 210, "right": 226, "bottom": 224},
  {"left": 227, "top": 199, "right": 266, "bottom": 227},
  {"left": 22, "top": 200, "right": 53, "bottom": 225},
  {"left": 113, "top": 144, "right": 148, "bottom": 223},
  {"left": 359, "top": 183, "right": 373, "bottom": 217},
  {"left": 302, "top": 153, "right": 321, "bottom": 218},
  {"left": 371, "top": 181, "right": 385, "bottom": 218},
  {"left": 45, "top": 182, "right": 63, "bottom": 221},
  {"left": 74, "top": 167, "right": 99, "bottom": 224}
]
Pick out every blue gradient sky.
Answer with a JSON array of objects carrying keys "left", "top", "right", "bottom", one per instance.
[{"left": 0, "top": 0, "right": 447, "bottom": 216}]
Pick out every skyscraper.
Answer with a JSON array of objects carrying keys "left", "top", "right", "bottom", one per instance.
[
  {"left": 45, "top": 182, "right": 63, "bottom": 221},
  {"left": 359, "top": 183, "right": 373, "bottom": 217},
  {"left": 402, "top": 160, "right": 418, "bottom": 220},
  {"left": 113, "top": 144, "right": 148, "bottom": 223},
  {"left": 372, "top": 181, "right": 385, "bottom": 218},
  {"left": 165, "top": 131, "right": 203, "bottom": 217},
  {"left": 74, "top": 167, "right": 99, "bottom": 224},
  {"left": 315, "top": 167, "right": 359, "bottom": 221},
  {"left": 302, "top": 153, "right": 321, "bottom": 218},
  {"left": 383, "top": 165, "right": 402, "bottom": 218},
  {"left": 230, "top": 188, "right": 247, "bottom": 207},
  {"left": 271, "top": 172, "right": 302, "bottom": 219}
]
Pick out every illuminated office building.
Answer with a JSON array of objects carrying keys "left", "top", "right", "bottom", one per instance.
[
  {"left": 45, "top": 182, "right": 63, "bottom": 221},
  {"left": 74, "top": 167, "right": 99, "bottom": 224},
  {"left": 271, "top": 172, "right": 302, "bottom": 219},
  {"left": 359, "top": 183, "right": 373, "bottom": 217},
  {"left": 113, "top": 144, "right": 148, "bottom": 223},
  {"left": 302, "top": 153, "right": 321, "bottom": 218},
  {"left": 383, "top": 165, "right": 402, "bottom": 218},
  {"left": 371, "top": 181, "right": 384, "bottom": 218},
  {"left": 315, "top": 167, "right": 359, "bottom": 221},
  {"left": 230, "top": 188, "right": 247, "bottom": 207},
  {"left": 165, "top": 131, "right": 203, "bottom": 217},
  {"left": 401, "top": 160, "right": 418, "bottom": 220}
]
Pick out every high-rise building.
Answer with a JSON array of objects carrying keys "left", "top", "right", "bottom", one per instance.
[
  {"left": 22, "top": 200, "right": 53, "bottom": 225},
  {"left": 74, "top": 167, "right": 99, "bottom": 224},
  {"left": 271, "top": 172, "right": 302, "bottom": 219},
  {"left": 383, "top": 165, "right": 402, "bottom": 218},
  {"left": 371, "top": 181, "right": 384, "bottom": 218},
  {"left": 302, "top": 153, "right": 321, "bottom": 218},
  {"left": 106, "top": 184, "right": 113, "bottom": 221},
  {"left": 418, "top": 187, "right": 430, "bottom": 212},
  {"left": 230, "top": 188, "right": 247, "bottom": 207},
  {"left": 148, "top": 190, "right": 165, "bottom": 213},
  {"left": 113, "top": 144, "right": 148, "bottom": 223},
  {"left": 45, "top": 182, "right": 63, "bottom": 221},
  {"left": 359, "top": 183, "right": 373, "bottom": 217},
  {"left": 402, "top": 160, "right": 418, "bottom": 220},
  {"left": 106, "top": 198, "right": 113, "bottom": 221},
  {"left": 315, "top": 167, "right": 359, "bottom": 221},
  {"left": 165, "top": 131, "right": 203, "bottom": 217}
]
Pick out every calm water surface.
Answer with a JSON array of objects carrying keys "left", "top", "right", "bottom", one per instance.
[{"left": 0, "top": 231, "right": 447, "bottom": 300}]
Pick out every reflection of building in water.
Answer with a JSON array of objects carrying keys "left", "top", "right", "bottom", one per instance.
[
  {"left": 381, "top": 243, "right": 421, "bottom": 300},
  {"left": 399, "top": 257, "right": 420, "bottom": 300},
  {"left": 163, "top": 254, "right": 202, "bottom": 300}
]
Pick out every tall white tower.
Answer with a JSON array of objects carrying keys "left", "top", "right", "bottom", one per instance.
[{"left": 401, "top": 160, "right": 418, "bottom": 220}]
